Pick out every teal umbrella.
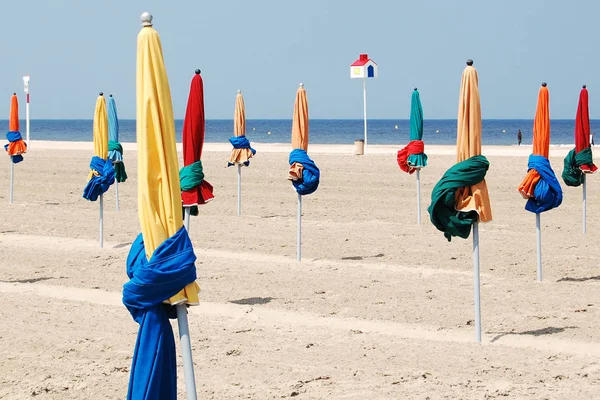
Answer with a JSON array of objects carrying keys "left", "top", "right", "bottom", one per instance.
[{"left": 107, "top": 95, "right": 127, "bottom": 211}]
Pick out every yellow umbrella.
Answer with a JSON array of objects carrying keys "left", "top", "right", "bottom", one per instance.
[{"left": 88, "top": 94, "right": 108, "bottom": 180}]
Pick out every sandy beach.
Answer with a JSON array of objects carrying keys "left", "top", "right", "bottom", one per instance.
[{"left": 0, "top": 142, "right": 599, "bottom": 399}]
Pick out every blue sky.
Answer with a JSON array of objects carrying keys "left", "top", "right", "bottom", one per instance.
[{"left": 0, "top": 1, "right": 597, "bottom": 119}]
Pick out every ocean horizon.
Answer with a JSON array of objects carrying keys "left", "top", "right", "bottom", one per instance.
[{"left": 3, "top": 119, "right": 599, "bottom": 146}]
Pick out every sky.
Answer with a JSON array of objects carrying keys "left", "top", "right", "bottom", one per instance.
[{"left": 0, "top": 0, "right": 598, "bottom": 120}]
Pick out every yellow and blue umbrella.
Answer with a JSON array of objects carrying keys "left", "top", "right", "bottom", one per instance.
[{"left": 122, "top": 12, "right": 199, "bottom": 400}]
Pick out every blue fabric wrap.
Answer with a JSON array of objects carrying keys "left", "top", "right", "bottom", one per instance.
[
  {"left": 289, "top": 149, "right": 320, "bottom": 195},
  {"left": 82, "top": 156, "right": 116, "bottom": 201},
  {"left": 5, "top": 131, "right": 24, "bottom": 163},
  {"left": 228, "top": 136, "right": 256, "bottom": 167},
  {"left": 525, "top": 155, "right": 563, "bottom": 214},
  {"left": 122, "top": 227, "right": 197, "bottom": 400}
]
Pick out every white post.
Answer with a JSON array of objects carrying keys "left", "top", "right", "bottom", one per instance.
[
  {"left": 23, "top": 75, "right": 30, "bottom": 147},
  {"left": 363, "top": 77, "right": 368, "bottom": 153},
  {"left": 237, "top": 164, "right": 242, "bottom": 216},
  {"left": 416, "top": 169, "right": 421, "bottom": 225},
  {"left": 473, "top": 222, "right": 481, "bottom": 343},
  {"left": 9, "top": 160, "right": 14, "bottom": 204},
  {"left": 176, "top": 304, "right": 198, "bottom": 400},
  {"left": 536, "top": 213, "right": 542, "bottom": 281},
  {"left": 115, "top": 180, "right": 120, "bottom": 211},
  {"left": 99, "top": 194, "right": 104, "bottom": 248},
  {"left": 297, "top": 193, "right": 302, "bottom": 262},
  {"left": 583, "top": 175, "right": 587, "bottom": 235},
  {"left": 184, "top": 207, "right": 191, "bottom": 232}
]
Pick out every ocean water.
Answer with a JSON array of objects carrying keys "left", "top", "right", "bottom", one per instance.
[{"left": 2, "top": 119, "right": 599, "bottom": 146}]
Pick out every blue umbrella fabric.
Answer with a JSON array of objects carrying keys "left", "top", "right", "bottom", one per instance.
[{"left": 107, "top": 95, "right": 127, "bottom": 182}]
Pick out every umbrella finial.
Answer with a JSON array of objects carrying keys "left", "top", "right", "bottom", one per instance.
[
  {"left": 109, "top": 94, "right": 113, "bottom": 97},
  {"left": 299, "top": 82, "right": 304, "bottom": 88},
  {"left": 195, "top": 69, "right": 201, "bottom": 75},
  {"left": 414, "top": 87, "right": 417, "bottom": 91},
  {"left": 583, "top": 84, "right": 587, "bottom": 89},
  {"left": 141, "top": 12, "right": 153, "bottom": 27},
  {"left": 237, "top": 90, "right": 241, "bottom": 94},
  {"left": 466, "top": 59, "right": 474, "bottom": 66},
  {"left": 541, "top": 82, "right": 547, "bottom": 87},
  {"left": 99, "top": 92, "right": 104, "bottom": 96},
  {"left": 13, "top": 93, "right": 16, "bottom": 96}
]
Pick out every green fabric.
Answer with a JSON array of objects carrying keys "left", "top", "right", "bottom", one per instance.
[
  {"left": 409, "top": 90, "right": 423, "bottom": 141},
  {"left": 562, "top": 147, "right": 593, "bottom": 187},
  {"left": 179, "top": 161, "right": 205, "bottom": 191},
  {"left": 407, "top": 153, "right": 428, "bottom": 168},
  {"left": 108, "top": 140, "right": 123, "bottom": 154},
  {"left": 114, "top": 162, "right": 128, "bottom": 183},
  {"left": 428, "top": 155, "right": 490, "bottom": 241}
]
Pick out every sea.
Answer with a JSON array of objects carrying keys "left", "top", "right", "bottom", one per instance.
[{"left": 2, "top": 119, "right": 599, "bottom": 146}]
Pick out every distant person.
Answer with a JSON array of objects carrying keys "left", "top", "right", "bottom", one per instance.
[
  {"left": 517, "top": 129, "right": 522, "bottom": 146},
  {"left": 591, "top": 132, "right": 595, "bottom": 146}
]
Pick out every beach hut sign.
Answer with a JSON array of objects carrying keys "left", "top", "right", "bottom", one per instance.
[{"left": 350, "top": 54, "right": 378, "bottom": 79}]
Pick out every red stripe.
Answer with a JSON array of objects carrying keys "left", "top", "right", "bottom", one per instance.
[{"left": 26, "top": 94, "right": 30, "bottom": 103}]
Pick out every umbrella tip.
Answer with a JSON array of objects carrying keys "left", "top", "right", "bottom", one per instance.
[
  {"left": 541, "top": 82, "right": 547, "bottom": 87},
  {"left": 141, "top": 12, "right": 153, "bottom": 27},
  {"left": 583, "top": 84, "right": 587, "bottom": 89},
  {"left": 299, "top": 82, "right": 304, "bottom": 88},
  {"left": 99, "top": 92, "right": 104, "bottom": 96},
  {"left": 13, "top": 92, "right": 16, "bottom": 96},
  {"left": 413, "top": 87, "right": 417, "bottom": 91},
  {"left": 237, "top": 90, "right": 241, "bottom": 94},
  {"left": 195, "top": 69, "right": 201, "bottom": 75},
  {"left": 109, "top": 94, "right": 113, "bottom": 97},
  {"left": 466, "top": 59, "right": 473, "bottom": 66}
]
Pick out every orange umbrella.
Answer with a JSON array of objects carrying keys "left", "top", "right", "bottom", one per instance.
[{"left": 6, "top": 93, "right": 27, "bottom": 203}]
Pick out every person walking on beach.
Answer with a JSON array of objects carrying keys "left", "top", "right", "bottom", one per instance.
[
  {"left": 591, "top": 132, "right": 595, "bottom": 146},
  {"left": 517, "top": 129, "right": 522, "bottom": 146}
]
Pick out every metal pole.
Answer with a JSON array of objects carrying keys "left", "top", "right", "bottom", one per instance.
[
  {"left": 176, "top": 304, "right": 198, "bottom": 400},
  {"left": 99, "top": 194, "right": 104, "bottom": 248},
  {"left": 184, "top": 207, "right": 191, "bottom": 232},
  {"left": 9, "top": 159, "right": 14, "bottom": 204},
  {"left": 473, "top": 222, "right": 481, "bottom": 343},
  {"left": 26, "top": 98, "right": 30, "bottom": 147},
  {"left": 115, "top": 180, "right": 120, "bottom": 211},
  {"left": 237, "top": 164, "right": 241, "bottom": 216},
  {"left": 363, "top": 77, "right": 368, "bottom": 153},
  {"left": 297, "top": 193, "right": 302, "bottom": 261},
  {"left": 536, "top": 213, "right": 542, "bottom": 281},
  {"left": 583, "top": 174, "right": 587, "bottom": 235},
  {"left": 416, "top": 169, "right": 421, "bottom": 225}
]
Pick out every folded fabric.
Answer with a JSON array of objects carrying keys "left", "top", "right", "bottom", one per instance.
[
  {"left": 428, "top": 155, "right": 489, "bottom": 241},
  {"left": 123, "top": 227, "right": 197, "bottom": 400},
  {"left": 288, "top": 148, "right": 320, "bottom": 195},
  {"left": 108, "top": 140, "right": 128, "bottom": 183},
  {"left": 397, "top": 140, "right": 427, "bottom": 173},
  {"left": 5, "top": 131, "right": 27, "bottom": 164},
  {"left": 180, "top": 160, "right": 214, "bottom": 213},
  {"left": 562, "top": 147, "right": 597, "bottom": 187},
  {"left": 522, "top": 155, "right": 562, "bottom": 213},
  {"left": 82, "top": 156, "right": 116, "bottom": 201},
  {"left": 228, "top": 135, "right": 257, "bottom": 167}
]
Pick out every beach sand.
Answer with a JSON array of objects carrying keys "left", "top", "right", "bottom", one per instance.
[{"left": 0, "top": 142, "right": 598, "bottom": 399}]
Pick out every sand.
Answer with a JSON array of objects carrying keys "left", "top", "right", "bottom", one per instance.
[{"left": 0, "top": 141, "right": 599, "bottom": 399}]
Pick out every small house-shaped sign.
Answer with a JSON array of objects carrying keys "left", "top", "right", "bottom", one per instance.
[{"left": 350, "top": 54, "right": 378, "bottom": 79}]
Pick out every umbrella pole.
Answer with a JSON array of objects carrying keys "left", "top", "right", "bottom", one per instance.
[
  {"left": 237, "top": 164, "right": 242, "bottom": 216},
  {"left": 184, "top": 206, "right": 191, "bottom": 232},
  {"left": 416, "top": 169, "right": 421, "bottom": 225},
  {"left": 115, "top": 180, "right": 120, "bottom": 212},
  {"left": 99, "top": 194, "right": 104, "bottom": 248},
  {"left": 473, "top": 222, "right": 481, "bottom": 343},
  {"left": 297, "top": 193, "right": 302, "bottom": 261},
  {"left": 363, "top": 77, "right": 368, "bottom": 153},
  {"left": 583, "top": 174, "right": 587, "bottom": 235},
  {"left": 9, "top": 158, "right": 14, "bottom": 204},
  {"left": 176, "top": 304, "right": 198, "bottom": 400},
  {"left": 536, "top": 213, "right": 542, "bottom": 281},
  {"left": 26, "top": 93, "right": 30, "bottom": 147}
]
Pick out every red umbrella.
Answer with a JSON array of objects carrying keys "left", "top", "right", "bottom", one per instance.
[
  {"left": 574, "top": 86, "right": 597, "bottom": 173},
  {"left": 181, "top": 70, "right": 214, "bottom": 218}
]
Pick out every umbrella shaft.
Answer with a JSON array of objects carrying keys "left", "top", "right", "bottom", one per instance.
[
  {"left": 536, "top": 214, "right": 542, "bottom": 281},
  {"left": 472, "top": 222, "right": 481, "bottom": 343},
  {"left": 416, "top": 170, "right": 421, "bottom": 225},
  {"left": 9, "top": 160, "right": 14, "bottom": 204},
  {"left": 184, "top": 207, "right": 191, "bottom": 232},
  {"left": 115, "top": 180, "right": 120, "bottom": 211},
  {"left": 99, "top": 194, "right": 104, "bottom": 248},
  {"left": 237, "top": 164, "right": 241, "bottom": 216},
  {"left": 583, "top": 176, "right": 587, "bottom": 235},
  {"left": 176, "top": 304, "right": 198, "bottom": 400},
  {"left": 297, "top": 194, "right": 302, "bottom": 261}
]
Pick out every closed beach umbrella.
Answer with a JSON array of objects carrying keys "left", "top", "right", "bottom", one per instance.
[
  {"left": 107, "top": 95, "right": 127, "bottom": 211},
  {"left": 82, "top": 93, "right": 115, "bottom": 248},
  {"left": 288, "top": 83, "right": 320, "bottom": 261},
  {"left": 517, "top": 83, "right": 562, "bottom": 280},
  {"left": 228, "top": 90, "right": 256, "bottom": 216},
  {"left": 427, "top": 60, "right": 492, "bottom": 342},
  {"left": 180, "top": 70, "right": 214, "bottom": 223},
  {"left": 122, "top": 13, "right": 199, "bottom": 400},
  {"left": 562, "top": 85, "right": 597, "bottom": 234},
  {"left": 397, "top": 88, "right": 428, "bottom": 224},
  {"left": 5, "top": 93, "right": 27, "bottom": 203}
]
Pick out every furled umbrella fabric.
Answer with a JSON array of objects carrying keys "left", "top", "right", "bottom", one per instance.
[
  {"left": 82, "top": 94, "right": 115, "bottom": 201},
  {"left": 428, "top": 63, "right": 492, "bottom": 241},
  {"left": 562, "top": 86, "right": 597, "bottom": 186},
  {"left": 228, "top": 91, "right": 256, "bottom": 166},
  {"left": 397, "top": 89, "right": 427, "bottom": 173},
  {"left": 518, "top": 85, "right": 562, "bottom": 213},
  {"left": 5, "top": 94, "right": 27, "bottom": 163},
  {"left": 107, "top": 95, "right": 127, "bottom": 182},
  {"left": 180, "top": 70, "right": 214, "bottom": 216},
  {"left": 288, "top": 84, "right": 320, "bottom": 195},
  {"left": 122, "top": 14, "right": 200, "bottom": 400}
]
